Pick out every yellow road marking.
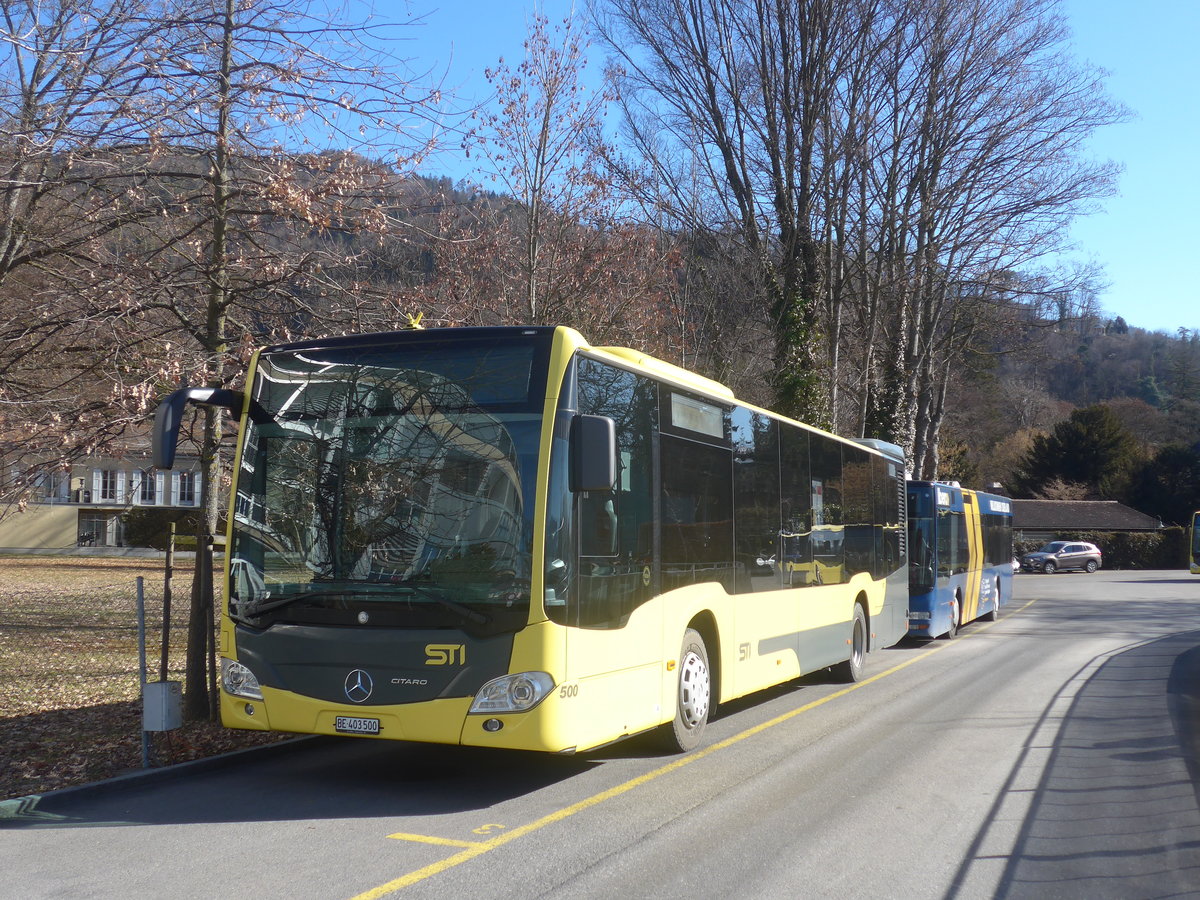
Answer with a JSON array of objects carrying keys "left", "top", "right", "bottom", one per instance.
[
  {"left": 387, "top": 833, "right": 486, "bottom": 849},
  {"left": 351, "top": 599, "right": 1037, "bottom": 899}
]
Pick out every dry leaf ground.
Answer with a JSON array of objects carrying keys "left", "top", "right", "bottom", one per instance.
[{"left": 1, "top": 556, "right": 285, "bottom": 801}]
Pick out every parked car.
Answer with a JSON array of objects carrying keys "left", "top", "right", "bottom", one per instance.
[
  {"left": 1011, "top": 557, "right": 1021, "bottom": 573},
  {"left": 1020, "top": 541, "right": 1102, "bottom": 574}
]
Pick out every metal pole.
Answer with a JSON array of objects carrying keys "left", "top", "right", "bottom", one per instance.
[
  {"left": 205, "top": 536, "right": 217, "bottom": 720},
  {"left": 137, "top": 576, "right": 150, "bottom": 768},
  {"left": 160, "top": 521, "right": 174, "bottom": 681}
]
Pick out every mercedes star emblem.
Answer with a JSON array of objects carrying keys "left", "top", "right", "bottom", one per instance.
[{"left": 344, "top": 669, "right": 374, "bottom": 703}]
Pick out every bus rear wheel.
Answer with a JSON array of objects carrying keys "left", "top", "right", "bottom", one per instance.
[
  {"left": 985, "top": 579, "right": 1001, "bottom": 622},
  {"left": 833, "top": 604, "right": 867, "bottom": 683},
  {"left": 662, "top": 628, "right": 711, "bottom": 753},
  {"left": 941, "top": 598, "right": 960, "bottom": 640}
]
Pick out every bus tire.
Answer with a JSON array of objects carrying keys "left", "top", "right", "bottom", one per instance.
[
  {"left": 941, "top": 598, "right": 960, "bottom": 640},
  {"left": 833, "top": 604, "right": 867, "bottom": 683},
  {"left": 985, "top": 579, "right": 1001, "bottom": 622},
  {"left": 662, "top": 628, "right": 711, "bottom": 753}
]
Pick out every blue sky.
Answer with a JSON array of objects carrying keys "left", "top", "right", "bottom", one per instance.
[
  {"left": 1059, "top": 0, "right": 1199, "bottom": 335},
  {"left": 409, "top": 0, "right": 1197, "bottom": 334}
]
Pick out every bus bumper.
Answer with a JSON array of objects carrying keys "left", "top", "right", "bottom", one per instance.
[{"left": 220, "top": 685, "right": 582, "bottom": 753}]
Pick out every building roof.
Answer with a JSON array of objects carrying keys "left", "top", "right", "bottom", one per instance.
[{"left": 1011, "top": 500, "right": 1161, "bottom": 532}]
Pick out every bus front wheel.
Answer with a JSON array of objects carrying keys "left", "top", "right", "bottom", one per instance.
[{"left": 662, "top": 628, "right": 711, "bottom": 753}]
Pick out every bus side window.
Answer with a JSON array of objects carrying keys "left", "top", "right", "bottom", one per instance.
[
  {"left": 936, "top": 508, "right": 954, "bottom": 578},
  {"left": 780, "top": 426, "right": 813, "bottom": 586},
  {"left": 955, "top": 508, "right": 970, "bottom": 573},
  {"left": 732, "top": 407, "right": 784, "bottom": 593},
  {"left": 810, "top": 439, "right": 844, "bottom": 584},
  {"left": 842, "top": 447, "right": 873, "bottom": 580},
  {"left": 576, "top": 358, "right": 657, "bottom": 628},
  {"left": 659, "top": 433, "right": 733, "bottom": 593}
]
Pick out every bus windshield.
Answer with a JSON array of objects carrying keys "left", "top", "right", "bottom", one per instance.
[
  {"left": 227, "top": 334, "right": 548, "bottom": 634},
  {"left": 907, "top": 488, "right": 935, "bottom": 592}
]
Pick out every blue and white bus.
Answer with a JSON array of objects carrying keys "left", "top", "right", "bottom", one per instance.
[{"left": 906, "top": 482, "right": 1013, "bottom": 639}]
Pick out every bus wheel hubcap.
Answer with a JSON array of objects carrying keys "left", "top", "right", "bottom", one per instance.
[{"left": 679, "top": 651, "right": 710, "bottom": 728}]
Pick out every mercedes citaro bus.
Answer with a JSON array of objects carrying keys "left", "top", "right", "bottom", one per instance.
[{"left": 153, "top": 326, "right": 908, "bottom": 753}]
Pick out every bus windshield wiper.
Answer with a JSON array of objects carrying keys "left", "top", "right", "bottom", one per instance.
[
  {"left": 236, "top": 589, "right": 364, "bottom": 619},
  {"left": 396, "top": 581, "right": 489, "bottom": 626},
  {"left": 234, "top": 583, "right": 490, "bottom": 627}
]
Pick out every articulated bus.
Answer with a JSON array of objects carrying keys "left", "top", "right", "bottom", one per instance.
[
  {"left": 153, "top": 326, "right": 908, "bottom": 753},
  {"left": 906, "top": 482, "right": 1013, "bottom": 639},
  {"left": 1191, "top": 511, "right": 1200, "bottom": 574}
]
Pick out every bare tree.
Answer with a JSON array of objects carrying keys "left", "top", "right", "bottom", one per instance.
[
  {"left": 470, "top": 10, "right": 610, "bottom": 323},
  {"left": 2, "top": 0, "right": 447, "bottom": 717},
  {"left": 597, "top": 0, "right": 1122, "bottom": 475},
  {"left": 595, "top": 0, "right": 853, "bottom": 423},
  {"left": 856, "top": 0, "right": 1123, "bottom": 477},
  {"left": 0, "top": 0, "right": 194, "bottom": 509},
  {"left": 412, "top": 11, "right": 679, "bottom": 352},
  {"left": 126, "top": 0, "right": 446, "bottom": 718}
]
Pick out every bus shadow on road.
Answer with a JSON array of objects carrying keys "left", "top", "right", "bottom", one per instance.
[
  {"left": 948, "top": 629, "right": 1200, "bottom": 899},
  {"left": 3, "top": 666, "right": 866, "bottom": 828},
  {"left": 0, "top": 737, "right": 601, "bottom": 829}
]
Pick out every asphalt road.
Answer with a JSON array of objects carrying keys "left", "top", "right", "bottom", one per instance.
[{"left": 4, "top": 570, "right": 1200, "bottom": 900}]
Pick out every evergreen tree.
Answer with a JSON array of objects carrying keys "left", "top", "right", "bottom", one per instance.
[
  {"left": 1169, "top": 329, "right": 1200, "bottom": 403},
  {"left": 1013, "top": 405, "right": 1141, "bottom": 499},
  {"left": 1125, "top": 444, "right": 1200, "bottom": 525}
]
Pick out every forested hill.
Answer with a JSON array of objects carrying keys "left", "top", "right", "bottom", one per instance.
[
  {"left": 2, "top": 0, "right": 1195, "bottom": 527},
  {"left": 940, "top": 317, "right": 1200, "bottom": 525}
]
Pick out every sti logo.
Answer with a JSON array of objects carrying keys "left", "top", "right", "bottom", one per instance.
[{"left": 425, "top": 644, "right": 467, "bottom": 666}]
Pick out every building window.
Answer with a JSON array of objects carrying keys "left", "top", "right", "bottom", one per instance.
[
  {"left": 30, "top": 470, "right": 69, "bottom": 503},
  {"left": 178, "top": 471, "right": 197, "bottom": 506},
  {"left": 99, "top": 470, "right": 119, "bottom": 502},
  {"left": 78, "top": 512, "right": 104, "bottom": 546},
  {"left": 139, "top": 470, "right": 157, "bottom": 505},
  {"left": 78, "top": 511, "right": 124, "bottom": 547}
]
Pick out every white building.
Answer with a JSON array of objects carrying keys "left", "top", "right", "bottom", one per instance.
[{"left": 0, "top": 453, "right": 202, "bottom": 551}]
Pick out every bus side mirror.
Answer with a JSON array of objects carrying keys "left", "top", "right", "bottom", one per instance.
[
  {"left": 569, "top": 414, "right": 616, "bottom": 493},
  {"left": 153, "top": 387, "right": 246, "bottom": 469}
]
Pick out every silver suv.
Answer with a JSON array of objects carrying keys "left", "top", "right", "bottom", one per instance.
[{"left": 1020, "top": 541, "right": 1102, "bottom": 574}]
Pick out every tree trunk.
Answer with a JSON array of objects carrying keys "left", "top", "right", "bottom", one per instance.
[{"left": 184, "top": 0, "right": 235, "bottom": 721}]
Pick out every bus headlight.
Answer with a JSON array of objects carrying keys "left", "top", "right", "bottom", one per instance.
[
  {"left": 221, "top": 658, "right": 263, "bottom": 700},
  {"left": 469, "top": 672, "right": 554, "bottom": 713}
]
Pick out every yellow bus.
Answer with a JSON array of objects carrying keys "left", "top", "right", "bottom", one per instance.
[{"left": 153, "top": 327, "right": 908, "bottom": 753}]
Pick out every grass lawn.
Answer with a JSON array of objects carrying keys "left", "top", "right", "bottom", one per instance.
[{"left": 0, "top": 556, "right": 285, "bottom": 801}]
